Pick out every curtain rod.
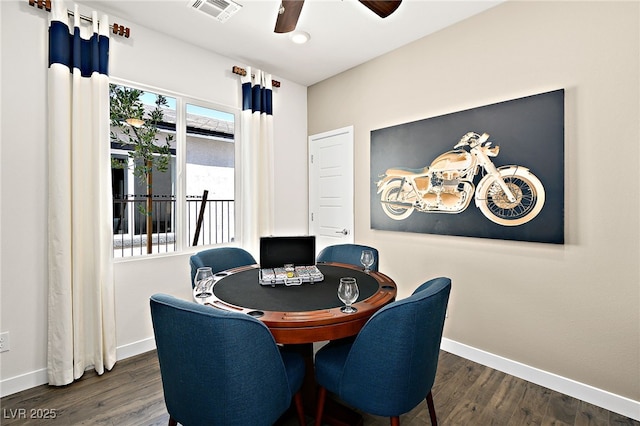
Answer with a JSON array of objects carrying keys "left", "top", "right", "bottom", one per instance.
[
  {"left": 232, "top": 66, "right": 281, "bottom": 88},
  {"left": 28, "top": 0, "right": 131, "bottom": 38}
]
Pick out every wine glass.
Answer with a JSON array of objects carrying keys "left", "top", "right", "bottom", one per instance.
[
  {"left": 360, "top": 250, "right": 374, "bottom": 274},
  {"left": 194, "top": 267, "right": 214, "bottom": 300},
  {"left": 338, "top": 277, "right": 359, "bottom": 313}
]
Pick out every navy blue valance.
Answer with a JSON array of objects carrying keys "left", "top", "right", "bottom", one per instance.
[
  {"left": 49, "top": 20, "right": 109, "bottom": 77},
  {"left": 242, "top": 81, "right": 272, "bottom": 115}
]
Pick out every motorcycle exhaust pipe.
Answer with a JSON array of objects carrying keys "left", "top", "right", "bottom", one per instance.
[{"left": 380, "top": 200, "right": 414, "bottom": 208}]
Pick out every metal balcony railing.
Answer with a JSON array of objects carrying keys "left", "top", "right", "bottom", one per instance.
[{"left": 112, "top": 195, "right": 235, "bottom": 257}]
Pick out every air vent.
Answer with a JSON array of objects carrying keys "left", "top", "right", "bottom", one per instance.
[{"left": 187, "top": 0, "right": 242, "bottom": 22}]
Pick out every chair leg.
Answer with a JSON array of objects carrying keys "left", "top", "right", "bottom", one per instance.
[
  {"left": 294, "top": 391, "right": 306, "bottom": 426},
  {"left": 168, "top": 416, "right": 178, "bottom": 426},
  {"left": 315, "top": 386, "right": 327, "bottom": 426},
  {"left": 390, "top": 416, "right": 400, "bottom": 426},
  {"left": 426, "top": 391, "right": 437, "bottom": 426}
]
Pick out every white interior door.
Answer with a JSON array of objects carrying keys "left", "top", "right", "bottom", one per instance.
[{"left": 309, "top": 126, "right": 354, "bottom": 254}]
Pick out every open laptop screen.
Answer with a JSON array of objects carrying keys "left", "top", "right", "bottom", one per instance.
[{"left": 259, "top": 236, "right": 316, "bottom": 268}]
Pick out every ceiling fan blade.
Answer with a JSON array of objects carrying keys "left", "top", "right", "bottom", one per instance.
[
  {"left": 274, "top": 0, "right": 305, "bottom": 33},
  {"left": 358, "top": 0, "right": 402, "bottom": 18}
]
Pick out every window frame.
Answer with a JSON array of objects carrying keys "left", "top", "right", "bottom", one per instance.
[{"left": 109, "top": 77, "right": 241, "bottom": 259}]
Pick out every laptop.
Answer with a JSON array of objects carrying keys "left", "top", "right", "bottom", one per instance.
[{"left": 259, "top": 236, "right": 324, "bottom": 286}]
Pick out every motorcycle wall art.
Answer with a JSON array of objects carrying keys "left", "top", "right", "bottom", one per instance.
[{"left": 375, "top": 132, "right": 545, "bottom": 227}]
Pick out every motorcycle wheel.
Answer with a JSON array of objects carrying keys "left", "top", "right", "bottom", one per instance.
[
  {"left": 380, "top": 180, "right": 415, "bottom": 220},
  {"left": 476, "top": 168, "right": 545, "bottom": 226}
]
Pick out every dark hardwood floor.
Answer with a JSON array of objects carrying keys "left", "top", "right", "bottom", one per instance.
[{"left": 1, "top": 350, "right": 638, "bottom": 425}]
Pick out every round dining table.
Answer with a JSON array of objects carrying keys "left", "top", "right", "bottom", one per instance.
[{"left": 200, "top": 261, "right": 398, "bottom": 426}]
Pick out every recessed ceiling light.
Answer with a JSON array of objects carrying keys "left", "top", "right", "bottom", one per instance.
[{"left": 290, "top": 31, "right": 310, "bottom": 44}]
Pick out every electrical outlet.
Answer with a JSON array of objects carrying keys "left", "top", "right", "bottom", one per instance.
[{"left": 0, "top": 332, "right": 9, "bottom": 352}]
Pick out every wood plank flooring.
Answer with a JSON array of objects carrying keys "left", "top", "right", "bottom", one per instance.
[{"left": 1, "top": 350, "right": 638, "bottom": 426}]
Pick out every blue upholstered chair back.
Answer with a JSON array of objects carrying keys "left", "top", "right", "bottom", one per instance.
[
  {"left": 150, "top": 294, "right": 297, "bottom": 426},
  {"left": 316, "top": 243, "right": 379, "bottom": 272},
  {"left": 189, "top": 247, "right": 256, "bottom": 287},
  {"left": 335, "top": 277, "right": 451, "bottom": 417}
]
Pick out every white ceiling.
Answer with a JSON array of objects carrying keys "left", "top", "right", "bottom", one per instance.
[{"left": 85, "top": 0, "right": 503, "bottom": 87}]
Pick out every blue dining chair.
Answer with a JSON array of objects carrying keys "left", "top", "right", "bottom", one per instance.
[
  {"left": 189, "top": 247, "right": 257, "bottom": 287},
  {"left": 150, "top": 294, "right": 306, "bottom": 426},
  {"left": 316, "top": 243, "right": 379, "bottom": 272},
  {"left": 314, "top": 277, "right": 451, "bottom": 426}
]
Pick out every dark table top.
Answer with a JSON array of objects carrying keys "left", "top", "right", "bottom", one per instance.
[{"left": 212, "top": 264, "right": 380, "bottom": 312}]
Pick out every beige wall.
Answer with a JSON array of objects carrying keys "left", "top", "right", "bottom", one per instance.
[{"left": 308, "top": 1, "right": 639, "bottom": 403}]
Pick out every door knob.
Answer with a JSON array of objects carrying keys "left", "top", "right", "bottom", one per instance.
[{"left": 335, "top": 229, "right": 349, "bottom": 235}]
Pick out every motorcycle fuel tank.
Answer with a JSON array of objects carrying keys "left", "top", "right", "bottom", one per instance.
[{"left": 429, "top": 150, "right": 473, "bottom": 179}]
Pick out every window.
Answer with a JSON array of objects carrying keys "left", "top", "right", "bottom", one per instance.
[
  {"left": 185, "top": 103, "right": 236, "bottom": 247},
  {"left": 110, "top": 82, "right": 237, "bottom": 257}
]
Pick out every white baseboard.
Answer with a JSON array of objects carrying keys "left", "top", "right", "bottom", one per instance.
[
  {"left": 0, "top": 338, "right": 157, "bottom": 398},
  {"left": 440, "top": 338, "right": 640, "bottom": 421},
  {"left": 115, "top": 337, "right": 156, "bottom": 361},
  {"left": 0, "top": 368, "right": 49, "bottom": 399},
  {"left": 3, "top": 337, "right": 639, "bottom": 422}
]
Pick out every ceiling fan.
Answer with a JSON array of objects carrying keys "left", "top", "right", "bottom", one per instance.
[{"left": 274, "top": 0, "right": 402, "bottom": 33}]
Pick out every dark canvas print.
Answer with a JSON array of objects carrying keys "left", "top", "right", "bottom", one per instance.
[{"left": 370, "top": 89, "right": 564, "bottom": 244}]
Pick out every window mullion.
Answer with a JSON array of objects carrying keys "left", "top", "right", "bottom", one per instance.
[{"left": 174, "top": 98, "right": 187, "bottom": 251}]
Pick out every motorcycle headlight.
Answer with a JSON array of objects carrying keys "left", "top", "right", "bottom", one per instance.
[{"left": 486, "top": 146, "right": 500, "bottom": 157}]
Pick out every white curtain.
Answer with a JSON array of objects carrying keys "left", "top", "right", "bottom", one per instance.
[
  {"left": 47, "top": 1, "right": 116, "bottom": 386},
  {"left": 239, "top": 68, "right": 275, "bottom": 256}
]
